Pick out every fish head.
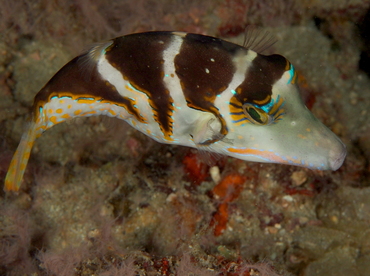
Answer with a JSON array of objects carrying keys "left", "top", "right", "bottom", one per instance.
[{"left": 224, "top": 66, "right": 346, "bottom": 170}]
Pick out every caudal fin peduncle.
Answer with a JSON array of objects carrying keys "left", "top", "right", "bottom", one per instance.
[{"left": 4, "top": 121, "right": 38, "bottom": 192}]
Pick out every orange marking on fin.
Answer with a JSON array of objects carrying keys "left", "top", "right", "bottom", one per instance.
[
  {"left": 4, "top": 121, "right": 38, "bottom": 191},
  {"left": 49, "top": 116, "right": 58, "bottom": 125},
  {"left": 61, "top": 114, "right": 71, "bottom": 119},
  {"left": 108, "top": 110, "right": 116, "bottom": 116},
  {"left": 81, "top": 110, "right": 97, "bottom": 116}
]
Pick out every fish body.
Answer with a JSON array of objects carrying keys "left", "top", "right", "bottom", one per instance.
[{"left": 5, "top": 31, "right": 346, "bottom": 191}]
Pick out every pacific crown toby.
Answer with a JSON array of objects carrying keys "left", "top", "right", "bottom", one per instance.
[{"left": 4, "top": 31, "right": 346, "bottom": 191}]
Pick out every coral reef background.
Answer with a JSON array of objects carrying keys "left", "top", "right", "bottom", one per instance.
[{"left": 0, "top": 0, "right": 370, "bottom": 275}]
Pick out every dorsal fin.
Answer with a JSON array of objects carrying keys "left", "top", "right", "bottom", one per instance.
[
  {"left": 78, "top": 40, "right": 113, "bottom": 81},
  {"left": 243, "top": 26, "right": 277, "bottom": 53}
]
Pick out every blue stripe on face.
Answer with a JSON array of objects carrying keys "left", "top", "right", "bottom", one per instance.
[
  {"left": 232, "top": 117, "right": 249, "bottom": 123},
  {"left": 287, "top": 64, "right": 295, "bottom": 84}
]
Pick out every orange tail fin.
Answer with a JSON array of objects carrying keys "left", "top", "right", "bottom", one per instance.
[{"left": 4, "top": 121, "right": 38, "bottom": 192}]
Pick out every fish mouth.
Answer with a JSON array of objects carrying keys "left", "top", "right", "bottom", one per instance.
[{"left": 329, "top": 143, "right": 347, "bottom": 171}]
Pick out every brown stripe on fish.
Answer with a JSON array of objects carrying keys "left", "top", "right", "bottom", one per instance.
[
  {"left": 174, "top": 33, "right": 240, "bottom": 143},
  {"left": 104, "top": 32, "right": 175, "bottom": 140},
  {"left": 33, "top": 54, "right": 145, "bottom": 123},
  {"left": 231, "top": 54, "right": 287, "bottom": 107}
]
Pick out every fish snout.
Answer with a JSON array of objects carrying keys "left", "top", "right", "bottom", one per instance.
[{"left": 328, "top": 140, "right": 347, "bottom": 170}]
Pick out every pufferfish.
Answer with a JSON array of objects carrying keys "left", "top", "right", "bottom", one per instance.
[{"left": 4, "top": 31, "right": 346, "bottom": 192}]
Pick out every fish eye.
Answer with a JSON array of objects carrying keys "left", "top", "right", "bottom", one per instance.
[{"left": 242, "top": 103, "right": 272, "bottom": 125}]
